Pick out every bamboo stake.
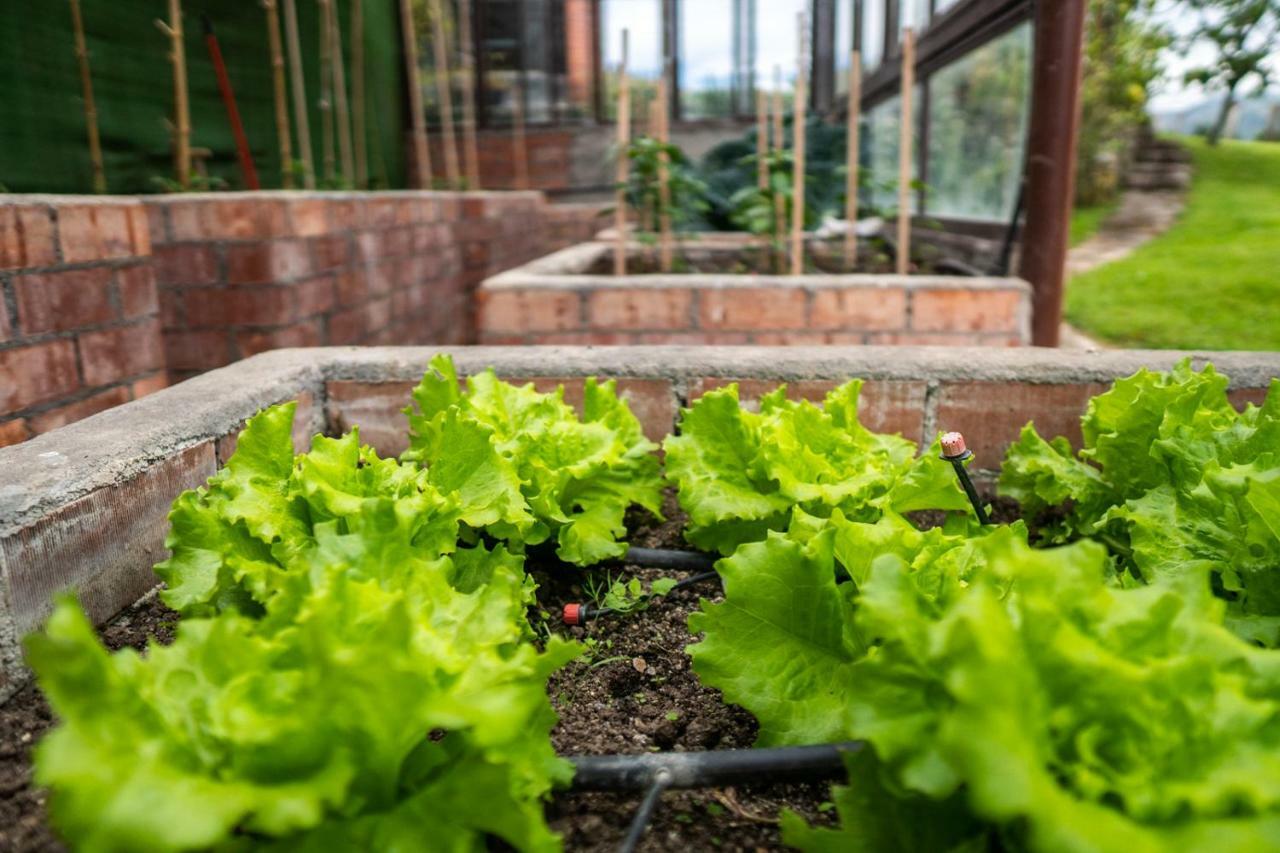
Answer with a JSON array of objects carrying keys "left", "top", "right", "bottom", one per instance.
[
  {"left": 790, "top": 13, "right": 807, "bottom": 277},
  {"left": 896, "top": 28, "right": 915, "bottom": 275},
  {"left": 263, "top": 0, "right": 293, "bottom": 188},
  {"left": 330, "top": 0, "right": 355, "bottom": 186},
  {"left": 755, "top": 88, "right": 767, "bottom": 191},
  {"left": 400, "top": 0, "right": 432, "bottom": 188},
  {"left": 318, "top": 0, "right": 335, "bottom": 184},
  {"left": 155, "top": 0, "right": 190, "bottom": 188},
  {"left": 512, "top": 81, "right": 529, "bottom": 190},
  {"left": 771, "top": 65, "right": 785, "bottom": 273},
  {"left": 657, "top": 70, "right": 673, "bottom": 273},
  {"left": 428, "top": 0, "right": 460, "bottom": 186},
  {"left": 351, "top": 0, "right": 367, "bottom": 188},
  {"left": 69, "top": 0, "right": 106, "bottom": 193},
  {"left": 640, "top": 96, "right": 656, "bottom": 235},
  {"left": 844, "top": 50, "right": 861, "bottom": 270},
  {"left": 282, "top": 0, "right": 315, "bottom": 187},
  {"left": 614, "top": 29, "right": 630, "bottom": 277},
  {"left": 457, "top": 0, "right": 480, "bottom": 187}
]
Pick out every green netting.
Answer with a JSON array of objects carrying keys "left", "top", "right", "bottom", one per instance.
[{"left": 0, "top": 1, "right": 405, "bottom": 194}]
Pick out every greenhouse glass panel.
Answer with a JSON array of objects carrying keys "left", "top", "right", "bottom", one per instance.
[
  {"left": 680, "top": 0, "right": 735, "bottom": 118},
  {"left": 861, "top": 0, "right": 884, "bottom": 71},
  {"left": 601, "top": 0, "right": 663, "bottom": 119}
]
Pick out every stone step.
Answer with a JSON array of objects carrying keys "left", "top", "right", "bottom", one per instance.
[
  {"left": 1136, "top": 143, "right": 1192, "bottom": 164},
  {"left": 1124, "top": 162, "right": 1191, "bottom": 191}
]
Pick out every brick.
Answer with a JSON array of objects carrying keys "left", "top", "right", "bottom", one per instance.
[
  {"left": 58, "top": 203, "right": 141, "bottom": 263},
  {"left": 367, "top": 259, "right": 396, "bottom": 295},
  {"left": 159, "top": 290, "right": 185, "bottom": 327},
  {"left": 14, "top": 267, "right": 114, "bottom": 333},
  {"left": 152, "top": 244, "right": 220, "bottom": 285},
  {"left": 689, "top": 378, "right": 927, "bottom": 442},
  {"left": 0, "top": 418, "right": 29, "bottom": 447},
  {"left": 118, "top": 265, "right": 159, "bottom": 318},
  {"left": 0, "top": 340, "right": 80, "bottom": 411},
  {"left": 287, "top": 198, "right": 331, "bottom": 236},
  {"left": 311, "top": 234, "right": 351, "bottom": 271},
  {"left": 478, "top": 289, "right": 582, "bottom": 333},
  {"left": 750, "top": 332, "right": 857, "bottom": 345},
  {"left": 911, "top": 288, "right": 1025, "bottom": 333},
  {"left": 0, "top": 442, "right": 216, "bottom": 636},
  {"left": 184, "top": 287, "right": 296, "bottom": 328},
  {"left": 164, "top": 329, "right": 231, "bottom": 372},
  {"left": 295, "top": 275, "right": 337, "bottom": 317},
  {"left": 235, "top": 319, "right": 322, "bottom": 358},
  {"left": 354, "top": 231, "right": 382, "bottom": 263},
  {"left": 934, "top": 381, "right": 1111, "bottom": 469},
  {"left": 631, "top": 331, "right": 752, "bottom": 345},
  {"left": 364, "top": 297, "right": 392, "bottom": 334},
  {"left": 698, "top": 288, "right": 807, "bottom": 330},
  {"left": 1228, "top": 386, "right": 1273, "bottom": 411},
  {"left": 28, "top": 386, "right": 131, "bottom": 435},
  {"left": 0, "top": 205, "right": 56, "bottom": 269},
  {"left": 144, "top": 201, "right": 169, "bottom": 244},
  {"left": 327, "top": 305, "right": 367, "bottom": 344},
  {"left": 225, "top": 240, "right": 311, "bottom": 284},
  {"left": 78, "top": 319, "right": 166, "bottom": 386},
  {"left": 168, "top": 198, "right": 288, "bottom": 241},
  {"left": 325, "top": 380, "right": 418, "bottom": 457},
  {"left": 588, "top": 288, "right": 692, "bottom": 330},
  {"left": 128, "top": 206, "right": 152, "bottom": 256},
  {"left": 335, "top": 269, "right": 368, "bottom": 306},
  {"left": 131, "top": 372, "right": 168, "bottom": 399},
  {"left": 811, "top": 288, "right": 907, "bottom": 330},
  {"left": 865, "top": 331, "right": 985, "bottom": 345},
  {"left": 0, "top": 291, "right": 11, "bottom": 342}
]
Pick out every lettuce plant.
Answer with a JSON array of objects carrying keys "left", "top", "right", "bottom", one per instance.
[
  {"left": 1001, "top": 360, "right": 1280, "bottom": 645},
  {"left": 30, "top": 403, "right": 578, "bottom": 852},
  {"left": 663, "top": 381, "right": 972, "bottom": 554},
  {"left": 403, "top": 355, "right": 663, "bottom": 565},
  {"left": 687, "top": 514, "right": 1280, "bottom": 850}
]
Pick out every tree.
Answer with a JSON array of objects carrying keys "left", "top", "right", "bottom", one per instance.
[{"left": 1181, "top": 0, "right": 1280, "bottom": 144}]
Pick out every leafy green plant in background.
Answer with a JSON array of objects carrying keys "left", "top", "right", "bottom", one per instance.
[
  {"left": 404, "top": 355, "right": 663, "bottom": 565},
  {"left": 29, "top": 401, "right": 578, "bottom": 852},
  {"left": 1001, "top": 358, "right": 1280, "bottom": 645},
  {"left": 663, "top": 381, "right": 972, "bottom": 555},
  {"left": 622, "top": 135, "right": 710, "bottom": 239}
]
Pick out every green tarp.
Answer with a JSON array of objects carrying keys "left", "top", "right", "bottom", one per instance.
[{"left": 0, "top": 1, "right": 405, "bottom": 194}]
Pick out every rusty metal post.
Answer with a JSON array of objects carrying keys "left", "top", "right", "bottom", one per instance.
[{"left": 1018, "top": 0, "right": 1086, "bottom": 347}]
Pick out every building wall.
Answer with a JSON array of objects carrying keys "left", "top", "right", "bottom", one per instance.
[{"left": 0, "top": 198, "right": 167, "bottom": 447}]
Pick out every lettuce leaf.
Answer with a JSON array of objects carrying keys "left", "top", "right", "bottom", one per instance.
[
  {"left": 999, "top": 360, "right": 1280, "bottom": 644},
  {"left": 664, "top": 381, "right": 971, "bottom": 554},
  {"left": 403, "top": 355, "right": 663, "bottom": 564}
]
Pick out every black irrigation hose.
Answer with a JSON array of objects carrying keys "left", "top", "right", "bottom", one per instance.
[
  {"left": 621, "top": 546, "right": 718, "bottom": 572},
  {"left": 617, "top": 770, "right": 672, "bottom": 853},
  {"left": 568, "top": 742, "right": 864, "bottom": 791}
]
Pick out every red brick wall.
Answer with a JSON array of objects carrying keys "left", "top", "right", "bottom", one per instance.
[
  {"left": 477, "top": 278, "right": 1031, "bottom": 346},
  {"left": 423, "top": 128, "right": 577, "bottom": 191},
  {"left": 0, "top": 200, "right": 167, "bottom": 447}
]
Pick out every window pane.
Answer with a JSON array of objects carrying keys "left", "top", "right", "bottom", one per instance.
[
  {"left": 754, "top": 0, "right": 807, "bottom": 91},
  {"left": 478, "top": 0, "right": 520, "bottom": 122},
  {"left": 899, "top": 0, "right": 929, "bottom": 36},
  {"left": 861, "top": 0, "right": 884, "bottom": 71},
  {"left": 924, "top": 22, "right": 1032, "bottom": 220},
  {"left": 680, "top": 0, "right": 735, "bottom": 118},
  {"left": 934, "top": 0, "right": 963, "bottom": 15},
  {"left": 600, "top": 0, "right": 662, "bottom": 121},
  {"left": 859, "top": 84, "right": 923, "bottom": 215},
  {"left": 835, "top": 0, "right": 854, "bottom": 98}
]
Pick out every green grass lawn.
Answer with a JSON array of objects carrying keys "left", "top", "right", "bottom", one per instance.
[
  {"left": 1066, "top": 137, "right": 1280, "bottom": 350},
  {"left": 1069, "top": 199, "right": 1118, "bottom": 247}
]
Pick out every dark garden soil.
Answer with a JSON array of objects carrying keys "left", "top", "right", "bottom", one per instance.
[
  {"left": 585, "top": 238, "right": 947, "bottom": 277},
  {"left": 0, "top": 486, "right": 1016, "bottom": 852}
]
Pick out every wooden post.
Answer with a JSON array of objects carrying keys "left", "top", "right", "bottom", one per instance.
[
  {"left": 318, "top": 0, "right": 335, "bottom": 184},
  {"left": 771, "top": 65, "right": 785, "bottom": 273},
  {"left": 400, "top": 0, "right": 432, "bottom": 188},
  {"left": 351, "top": 0, "right": 367, "bottom": 188},
  {"left": 614, "top": 30, "right": 630, "bottom": 277},
  {"left": 69, "top": 0, "right": 106, "bottom": 193},
  {"left": 330, "top": 0, "right": 355, "bottom": 186},
  {"left": 263, "top": 0, "right": 294, "bottom": 188},
  {"left": 844, "top": 50, "right": 861, "bottom": 270},
  {"left": 896, "top": 28, "right": 915, "bottom": 275},
  {"left": 657, "top": 71, "right": 673, "bottom": 272},
  {"left": 282, "top": 0, "right": 315, "bottom": 188},
  {"left": 428, "top": 0, "right": 460, "bottom": 186},
  {"left": 457, "top": 0, "right": 480, "bottom": 187},
  {"left": 790, "top": 12, "right": 807, "bottom": 277},
  {"left": 755, "top": 87, "right": 767, "bottom": 190},
  {"left": 156, "top": 0, "right": 191, "bottom": 188},
  {"left": 512, "top": 81, "right": 529, "bottom": 190}
]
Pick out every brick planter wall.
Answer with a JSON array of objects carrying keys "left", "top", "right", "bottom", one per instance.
[
  {"left": 477, "top": 241, "right": 1033, "bottom": 346},
  {"left": 1, "top": 345, "right": 1277, "bottom": 698},
  {"left": 0, "top": 198, "right": 166, "bottom": 447}
]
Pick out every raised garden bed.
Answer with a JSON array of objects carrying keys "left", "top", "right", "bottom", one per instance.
[
  {"left": 477, "top": 240, "right": 1032, "bottom": 347},
  {"left": 1, "top": 346, "right": 1277, "bottom": 851}
]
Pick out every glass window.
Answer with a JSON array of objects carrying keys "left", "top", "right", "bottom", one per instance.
[
  {"left": 899, "top": 0, "right": 929, "bottom": 37},
  {"left": 835, "top": 0, "right": 854, "bottom": 98},
  {"left": 861, "top": 0, "right": 884, "bottom": 71},
  {"left": 680, "top": 0, "right": 735, "bottom": 119},
  {"left": 860, "top": 85, "right": 923, "bottom": 215},
  {"left": 477, "top": 0, "right": 521, "bottom": 122},
  {"left": 933, "top": 0, "right": 963, "bottom": 15},
  {"left": 600, "top": 0, "right": 662, "bottom": 120},
  {"left": 753, "top": 0, "right": 807, "bottom": 91},
  {"left": 924, "top": 22, "right": 1032, "bottom": 220}
]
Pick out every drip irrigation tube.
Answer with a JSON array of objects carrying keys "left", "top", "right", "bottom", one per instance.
[
  {"left": 568, "top": 742, "right": 863, "bottom": 791},
  {"left": 621, "top": 546, "right": 718, "bottom": 572},
  {"left": 618, "top": 770, "right": 672, "bottom": 853}
]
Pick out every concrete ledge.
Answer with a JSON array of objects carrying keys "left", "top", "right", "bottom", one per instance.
[{"left": 1, "top": 345, "right": 1277, "bottom": 700}]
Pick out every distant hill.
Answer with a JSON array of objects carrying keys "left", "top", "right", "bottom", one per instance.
[{"left": 1151, "top": 93, "right": 1280, "bottom": 140}]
